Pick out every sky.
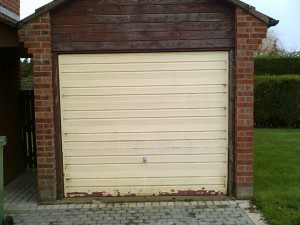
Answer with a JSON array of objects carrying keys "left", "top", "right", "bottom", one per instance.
[{"left": 20, "top": 0, "right": 300, "bottom": 50}]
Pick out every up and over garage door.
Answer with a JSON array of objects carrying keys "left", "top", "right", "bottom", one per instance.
[{"left": 58, "top": 52, "right": 229, "bottom": 197}]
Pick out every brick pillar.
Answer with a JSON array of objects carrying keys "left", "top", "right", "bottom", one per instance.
[
  {"left": 235, "top": 8, "right": 267, "bottom": 199},
  {"left": 19, "top": 13, "right": 57, "bottom": 202}
]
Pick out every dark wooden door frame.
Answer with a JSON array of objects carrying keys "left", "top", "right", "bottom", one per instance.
[
  {"left": 52, "top": 52, "right": 65, "bottom": 199},
  {"left": 52, "top": 49, "right": 236, "bottom": 199},
  {"left": 228, "top": 50, "right": 236, "bottom": 197}
]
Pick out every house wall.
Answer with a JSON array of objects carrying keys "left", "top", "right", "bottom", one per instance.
[
  {"left": 0, "top": 0, "right": 20, "bottom": 17},
  {"left": 0, "top": 50, "right": 25, "bottom": 184},
  {"left": 18, "top": 1, "right": 268, "bottom": 201}
]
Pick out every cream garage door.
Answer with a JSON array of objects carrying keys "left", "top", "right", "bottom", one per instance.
[{"left": 59, "top": 52, "right": 229, "bottom": 197}]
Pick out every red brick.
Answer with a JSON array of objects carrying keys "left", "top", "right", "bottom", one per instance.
[
  {"left": 235, "top": 8, "right": 267, "bottom": 199},
  {"left": 237, "top": 171, "right": 253, "bottom": 176}
]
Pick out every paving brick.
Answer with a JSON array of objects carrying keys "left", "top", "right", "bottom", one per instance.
[{"left": 5, "top": 201, "right": 255, "bottom": 225}]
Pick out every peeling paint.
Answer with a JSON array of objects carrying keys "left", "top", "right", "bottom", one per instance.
[
  {"left": 158, "top": 189, "right": 224, "bottom": 196},
  {"left": 67, "top": 189, "right": 225, "bottom": 198},
  {"left": 67, "top": 191, "right": 137, "bottom": 198}
]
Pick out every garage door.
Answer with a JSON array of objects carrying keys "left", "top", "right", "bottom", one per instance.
[{"left": 59, "top": 52, "right": 229, "bottom": 197}]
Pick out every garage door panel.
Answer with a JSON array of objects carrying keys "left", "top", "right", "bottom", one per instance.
[
  {"left": 64, "top": 131, "right": 226, "bottom": 142},
  {"left": 64, "top": 147, "right": 227, "bottom": 157},
  {"left": 59, "top": 61, "right": 226, "bottom": 73},
  {"left": 67, "top": 162, "right": 227, "bottom": 172},
  {"left": 65, "top": 154, "right": 227, "bottom": 165},
  {"left": 62, "top": 94, "right": 226, "bottom": 114},
  {"left": 59, "top": 52, "right": 229, "bottom": 197},
  {"left": 60, "top": 70, "right": 226, "bottom": 81},
  {"left": 65, "top": 123, "right": 226, "bottom": 134},
  {"left": 64, "top": 140, "right": 227, "bottom": 149},
  {"left": 63, "top": 108, "right": 226, "bottom": 120},
  {"left": 63, "top": 117, "right": 226, "bottom": 134},
  {"left": 62, "top": 99, "right": 226, "bottom": 111},
  {"left": 66, "top": 177, "right": 226, "bottom": 187},
  {"left": 66, "top": 170, "right": 228, "bottom": 179},
  {"left": 63, "top": 117, "right": 225, "bottom": 126},
  {"left": 59, "top": 52, "right": 228, "bottom": 64},
  {"left": 61, "top": 85, "right": 226, "bottom": 97},
  {"left": 60, "top": 71, "right": 227, "bottom": 88},
  {"left": 62, "top": 93, "right": 226, "bottom": 103}
]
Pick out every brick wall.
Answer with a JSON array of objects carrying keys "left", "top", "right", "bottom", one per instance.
[
  {"left": 235, "top": 8, "right": 267, "bottom": 199},
  {"left": 0, "top": 0, "right": 20, "bottom": 16},
  {"left": 18, "top": 13, "right": 57, "bottom": 201}
]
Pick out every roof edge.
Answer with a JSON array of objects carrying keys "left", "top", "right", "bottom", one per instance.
[
  {"left": 224, "top": 0, "right": 279, "bottom": 27},
  {"left": 19, "top": 0, "right": 71, "bottom": 26},
  {"left": 18, "top": 0, "right": 279, "bottom": 28},
  {"left": 0, "top": 12, "right": 18, "bottom": 27}
]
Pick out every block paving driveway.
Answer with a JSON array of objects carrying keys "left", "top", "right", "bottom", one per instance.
[
  {"left": 5, "top": 201, "right": 255, "bottom": 225},
  {"left": 5, "top": 173, "right": 260, "bottom": 225}
]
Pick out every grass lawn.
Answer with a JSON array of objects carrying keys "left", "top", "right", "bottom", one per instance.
[{"left": 254, "top": 129, "right": 300, "bottom": 225}]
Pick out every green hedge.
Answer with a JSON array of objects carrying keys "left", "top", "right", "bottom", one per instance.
[
  {"left": 254, "top": 75, "right": 300, "bottom": 128},
  {"left": 254, "top": 56, "right": 300, "bottom": 75}
]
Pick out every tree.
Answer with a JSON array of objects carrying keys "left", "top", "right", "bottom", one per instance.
[
  {"left": 20, "top": 58, "right": 33, "bottom": 78},
  {"left": 255, "top": 30, "right": 286, "bottom": 56},
  {"left": 256, "top": 31, "right": 300, "bottom": 57},
  {"left": 286, "top": 46, "right": 300, "bottom": 57}
]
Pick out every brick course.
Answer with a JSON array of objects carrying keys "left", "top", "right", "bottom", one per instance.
[
  {"left": 0, "top": 0, "right": 20, "bottom": 16},
  {"left": 18, "top": 13, "right": 57, "bottom": 201},
  {"left": 235, "top": 8, "right": 267, "bottom": 199}
]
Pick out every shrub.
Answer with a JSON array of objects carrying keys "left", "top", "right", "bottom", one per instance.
[
  {"left": 20, "top": 58, "right": 33, "bottom": 78},
  {"left": 254, "top": 56, "right": 300, "bottom": 75},
  {"left": 254, "top": 75, "right": 300, "bottom": 128}
]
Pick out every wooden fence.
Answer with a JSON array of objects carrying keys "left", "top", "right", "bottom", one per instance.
[{"left": 21, "top": 89, "right": 36, "bottom": 169}]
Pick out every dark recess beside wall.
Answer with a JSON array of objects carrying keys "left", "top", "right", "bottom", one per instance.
[{"left": 0, "top": 51, "right": 26, "bottom": 184}]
